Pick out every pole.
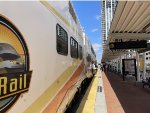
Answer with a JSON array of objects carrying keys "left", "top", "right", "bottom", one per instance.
[
  {"left": 143, "top": 52, "right": 146, "bottom": 80},
  {"left": 136, "top": 51, "right": 140, "bottom": 81}
]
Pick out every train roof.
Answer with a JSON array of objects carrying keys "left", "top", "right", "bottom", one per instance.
[{"left": 46, "top": 1, "right": 83, "bottom": 37}]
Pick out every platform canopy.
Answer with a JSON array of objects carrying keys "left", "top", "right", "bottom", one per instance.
[{"left": 102, "top": 1, "right": 150, "bottom": 62}]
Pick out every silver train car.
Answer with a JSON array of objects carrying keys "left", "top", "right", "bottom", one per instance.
[{"left": 0, "top": 1, "right": 96, "bottom": 113}]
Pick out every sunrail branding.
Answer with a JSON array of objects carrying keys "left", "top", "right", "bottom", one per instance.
[
  {"left": 0, "top": 16, "right": 32, "bottom": 112},
  {"left": 0, "top": 72, "right": 32, "bottom": 100}
]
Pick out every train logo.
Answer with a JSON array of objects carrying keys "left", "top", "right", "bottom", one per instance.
[{"left": 0, "top": 16, "right": 32, "bottom": 112}]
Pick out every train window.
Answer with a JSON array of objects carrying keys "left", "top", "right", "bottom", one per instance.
[
  {"left": 78, "top": 45, "right": 83, "bottom": 59},
  {"left": 56, "top": 24, "right": 68, "bottom": 55},
  {"left": 70, "top": 37, "right": 78, "bottom": 58},
  {"left": 86, "top": 54, "right": 91, "bottom": 62}
]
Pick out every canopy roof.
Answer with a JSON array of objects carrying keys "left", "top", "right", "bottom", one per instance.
[{"left": 102, "top": 1, "right": 150, "bottom": 62}]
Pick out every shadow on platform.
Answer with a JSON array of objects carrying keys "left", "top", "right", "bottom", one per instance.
[{"left": 104, "top": 71, "right": 150, "bottom": 113}]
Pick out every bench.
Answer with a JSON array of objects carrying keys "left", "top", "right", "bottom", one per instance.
[{"left": 142, "top": 78, "right": 150, "bottom": 88}]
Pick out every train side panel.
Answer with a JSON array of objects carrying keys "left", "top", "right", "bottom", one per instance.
[{"left": 0, "top": 1, "right": 91, "bottom": 113}]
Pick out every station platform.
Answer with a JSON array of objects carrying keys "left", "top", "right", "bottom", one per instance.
[{"left": 76, "top": 69, "right": 150, "bottom": 113}]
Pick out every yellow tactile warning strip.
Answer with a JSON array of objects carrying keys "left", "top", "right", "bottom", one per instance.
[
  {"left": 76, "top": 71, "right": 99, "bottom": 113},
  {"left": 102, "top": 72, "right": 125, "bottom": 113}
]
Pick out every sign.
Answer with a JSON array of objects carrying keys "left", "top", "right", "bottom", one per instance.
[
  {"left": 0, "top": 71, "right": 32, "bottom": 100},
  {"left": 122, "top": 59, "right": 137, "bottom": 81},
  {"left": 139, "top": 57, "right": 144, "bottom": 71},
  {"left": 0, "top": 16, "right": 32, "bottom": 112},
  {"left": 109, "top": 40, "right": 147, "bottom": 49}
]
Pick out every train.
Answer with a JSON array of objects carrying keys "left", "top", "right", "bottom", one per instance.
[{"left": 0, "top": 1, "right": 96, "bottom": 113}]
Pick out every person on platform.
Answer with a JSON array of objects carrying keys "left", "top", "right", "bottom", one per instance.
[{"left": 92, "top": 61, "right": 96, "bottom": 75}]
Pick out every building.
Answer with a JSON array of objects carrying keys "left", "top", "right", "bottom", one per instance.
[{"left": 101, "top": 0, "right": 117, "bottom": 49}]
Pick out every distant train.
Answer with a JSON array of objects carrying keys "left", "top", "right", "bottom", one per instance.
[{"left": 0, "top": 1, "right": 96, "bottom": 113}]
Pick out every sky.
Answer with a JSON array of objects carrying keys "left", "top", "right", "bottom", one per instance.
[{"left": 72, "top": 1, "right": 102, "bottom": 63}]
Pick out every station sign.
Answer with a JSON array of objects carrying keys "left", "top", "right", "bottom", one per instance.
[{"left": 109, "top": 40, "right": 147, "bottom": 49}]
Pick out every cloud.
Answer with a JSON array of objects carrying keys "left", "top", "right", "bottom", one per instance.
[
  {"left": 91, "top": 28, "right": 98, "bottom": 32},
  {"left": 92, "top": 43, "right": 102, "bottom": 53},
  {"left": 95, "top": 15, "right": 100, "bottom": 20}
]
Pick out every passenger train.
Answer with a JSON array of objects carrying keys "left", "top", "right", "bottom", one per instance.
[{"left": 0, "top": 1, "right": 96, "bottom": 113}]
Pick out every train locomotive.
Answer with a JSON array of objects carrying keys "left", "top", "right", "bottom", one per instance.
[{"left": 0, "top": 1, "right": 96, "bottom": 113}]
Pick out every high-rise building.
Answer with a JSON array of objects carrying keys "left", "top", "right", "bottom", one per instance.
[{"left": 101, "top": 0, "right": 117, "bottom": 49}]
